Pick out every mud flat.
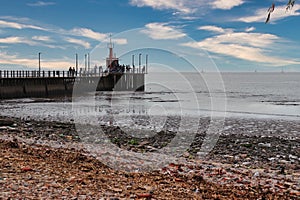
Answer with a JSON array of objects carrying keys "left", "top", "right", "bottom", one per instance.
[{"left": 0, "top": 116, "right": 299, "bottom": 199}]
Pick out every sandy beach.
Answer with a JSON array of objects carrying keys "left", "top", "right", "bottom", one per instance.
[{"left": 0, "top": 115, "right": 299, "bottom": 199}]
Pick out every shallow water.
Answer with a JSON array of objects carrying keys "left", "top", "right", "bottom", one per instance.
[{"left": 0, "top": 72, "right": 300, "bottom": 127}]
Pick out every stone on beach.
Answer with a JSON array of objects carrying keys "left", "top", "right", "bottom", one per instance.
[{"left": 0, "top": 115, "right": 299, "bottom": 199}]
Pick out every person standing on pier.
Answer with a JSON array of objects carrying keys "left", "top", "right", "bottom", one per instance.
[
  {"left": 68, "top": 67, "right": 72, "bottom": 77},
  {"left": 72, "top": 67, "right": 76, "bottom": 76}
]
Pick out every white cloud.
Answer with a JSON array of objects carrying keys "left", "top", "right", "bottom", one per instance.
[
  {"left": 27, "top": 1, "right": 56, "bottom": 7},
  {"left": 0, "top": 19, "right": 107, "bottom": 44},
  {"left": 210, "top": 0, "right": 244, "bottom": 10},
  {"left": 130, "top": 0, "right": 245, "bottom": 17},
  {"left": 198, "top": 25, "right": 233, "bottom": 33},
  {"left": 108, "top": 38, "right": 128, "bottom": 45},
  {"left": 0, "top": 36, "right": 65, "bottom": 49},
  {"left": 32, "top": 36, "right": 52, "bottom": 42},
  {"left": 114, "top": 38, "right": 127, "bottom": 45},
  {"left": 245, "top": 26, "right": 255, "bottom": 32},
  {"left": 65, "top": 37, "right": 91, "bottom": 49},
  {"left": 0, "top": 51, "right": 73, "bottom": 69},
  {"left": 70, "top": 28, "right": 107, "bottom": 41},
  {"left": 130, "top": 0, "right": 194, "bottom": 14},
  {"left": 141, "top": 22, "right": 186, "bottom": 40},
  {"left": 0, "top": 36, "right": 37, "bottom": 46},
  {"left": 0, "top": 19, "right": 45, "bottom": 30},
  {"left": 0, "top": 18, "right": 110, "bottom": 49},
  {"left": 238, "top": 4, "right": 300, "bottom": 23},
  {"left": 182, "top": 27, "right": 300, "bottom": 66}
]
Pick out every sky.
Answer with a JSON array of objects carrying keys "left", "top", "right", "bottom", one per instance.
[{"left": 0, "top": 0, "right": 299, "bottom": 72}]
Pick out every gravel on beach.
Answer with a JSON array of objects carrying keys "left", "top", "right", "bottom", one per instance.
[{"left": 0, "top": 116, "right": 299, "bottom": 199}]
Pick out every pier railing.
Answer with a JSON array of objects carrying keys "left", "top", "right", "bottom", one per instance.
[
  {"left": 0, "top": 70, "right": 76, "bottom": 78},
  {"left": 0, "top": 68, "right": 146, "bottom": 79}
]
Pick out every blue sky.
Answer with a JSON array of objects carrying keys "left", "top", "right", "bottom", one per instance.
[{"left": 0, "top": 0, "right": 299, "bottom": 72}]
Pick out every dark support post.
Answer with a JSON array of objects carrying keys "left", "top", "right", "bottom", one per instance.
[
  {"left": 76, "top": 53, "right": 78, "bottom": 76},
  {"left": 146, "top": 54, "right": 148, "bottom": 74},
  {"left": 139, "top": 53, "right": 141, "bottom": 74},
  {"left": 38, "top": 52, "right": 41, "bottom": 77},
  {"left": 85, "top": 54, "right": 87, "bottom": 73},
  {"left": 132, "top": 55, "right": 134, "bottom": 73},
  {"left": 88, "top": 53, "right": 90, "bottom": 73}
]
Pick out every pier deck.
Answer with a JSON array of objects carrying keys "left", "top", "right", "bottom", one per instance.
[{"left": 0, "top": 70, "right": 145, "bottom": 99}]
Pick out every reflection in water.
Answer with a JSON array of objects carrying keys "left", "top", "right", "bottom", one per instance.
[{"left": 0, "top": 72, "right": 300, "bottom": 124}]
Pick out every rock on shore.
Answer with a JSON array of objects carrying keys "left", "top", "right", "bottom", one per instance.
[{"left": 0, "top": 116, "right": 299, "bottom": 199}]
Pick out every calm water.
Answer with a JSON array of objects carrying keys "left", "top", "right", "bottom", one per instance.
[{"left": 1, "top": 72, "right": 300, "bottom": 123}]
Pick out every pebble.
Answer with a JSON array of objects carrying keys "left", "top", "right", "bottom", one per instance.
[
  {"left": 0, "top": 115, "right": 299, "bottom": 199},
  {"left": 126, "top": 185, "right": 132, "bottom": 190},
  {"left": 137, "top": 193, "right": 152, "bottom": 198},
  {"left": 258, "top": 143, "right": 271, "bottom": 147},
  {"left": 253, "top": 171, "right": 260, "bottom": 177},
  {"left": 112, "top": 188, "right": 123, "bottom": 193}
]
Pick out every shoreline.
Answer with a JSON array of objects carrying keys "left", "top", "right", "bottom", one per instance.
[{"left": 0, "top": 115, "right": 299, "bottom": 199}]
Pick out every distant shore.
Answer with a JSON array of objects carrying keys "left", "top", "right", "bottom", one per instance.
[{"left": 0, "top": 115, "right": 299, "bottom": 199}]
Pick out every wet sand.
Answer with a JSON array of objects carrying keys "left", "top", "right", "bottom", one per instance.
[{"left": 0, "top": 115, "right": 299, "bottom": 199}]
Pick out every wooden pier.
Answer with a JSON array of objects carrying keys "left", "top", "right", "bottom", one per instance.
[{"left": 0, "top": 69, "right": 145, "bottom": 99}]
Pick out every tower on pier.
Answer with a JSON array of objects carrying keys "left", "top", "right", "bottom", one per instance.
[{"left": 106, "top": 35, "right": 119, "bottom": 69}]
